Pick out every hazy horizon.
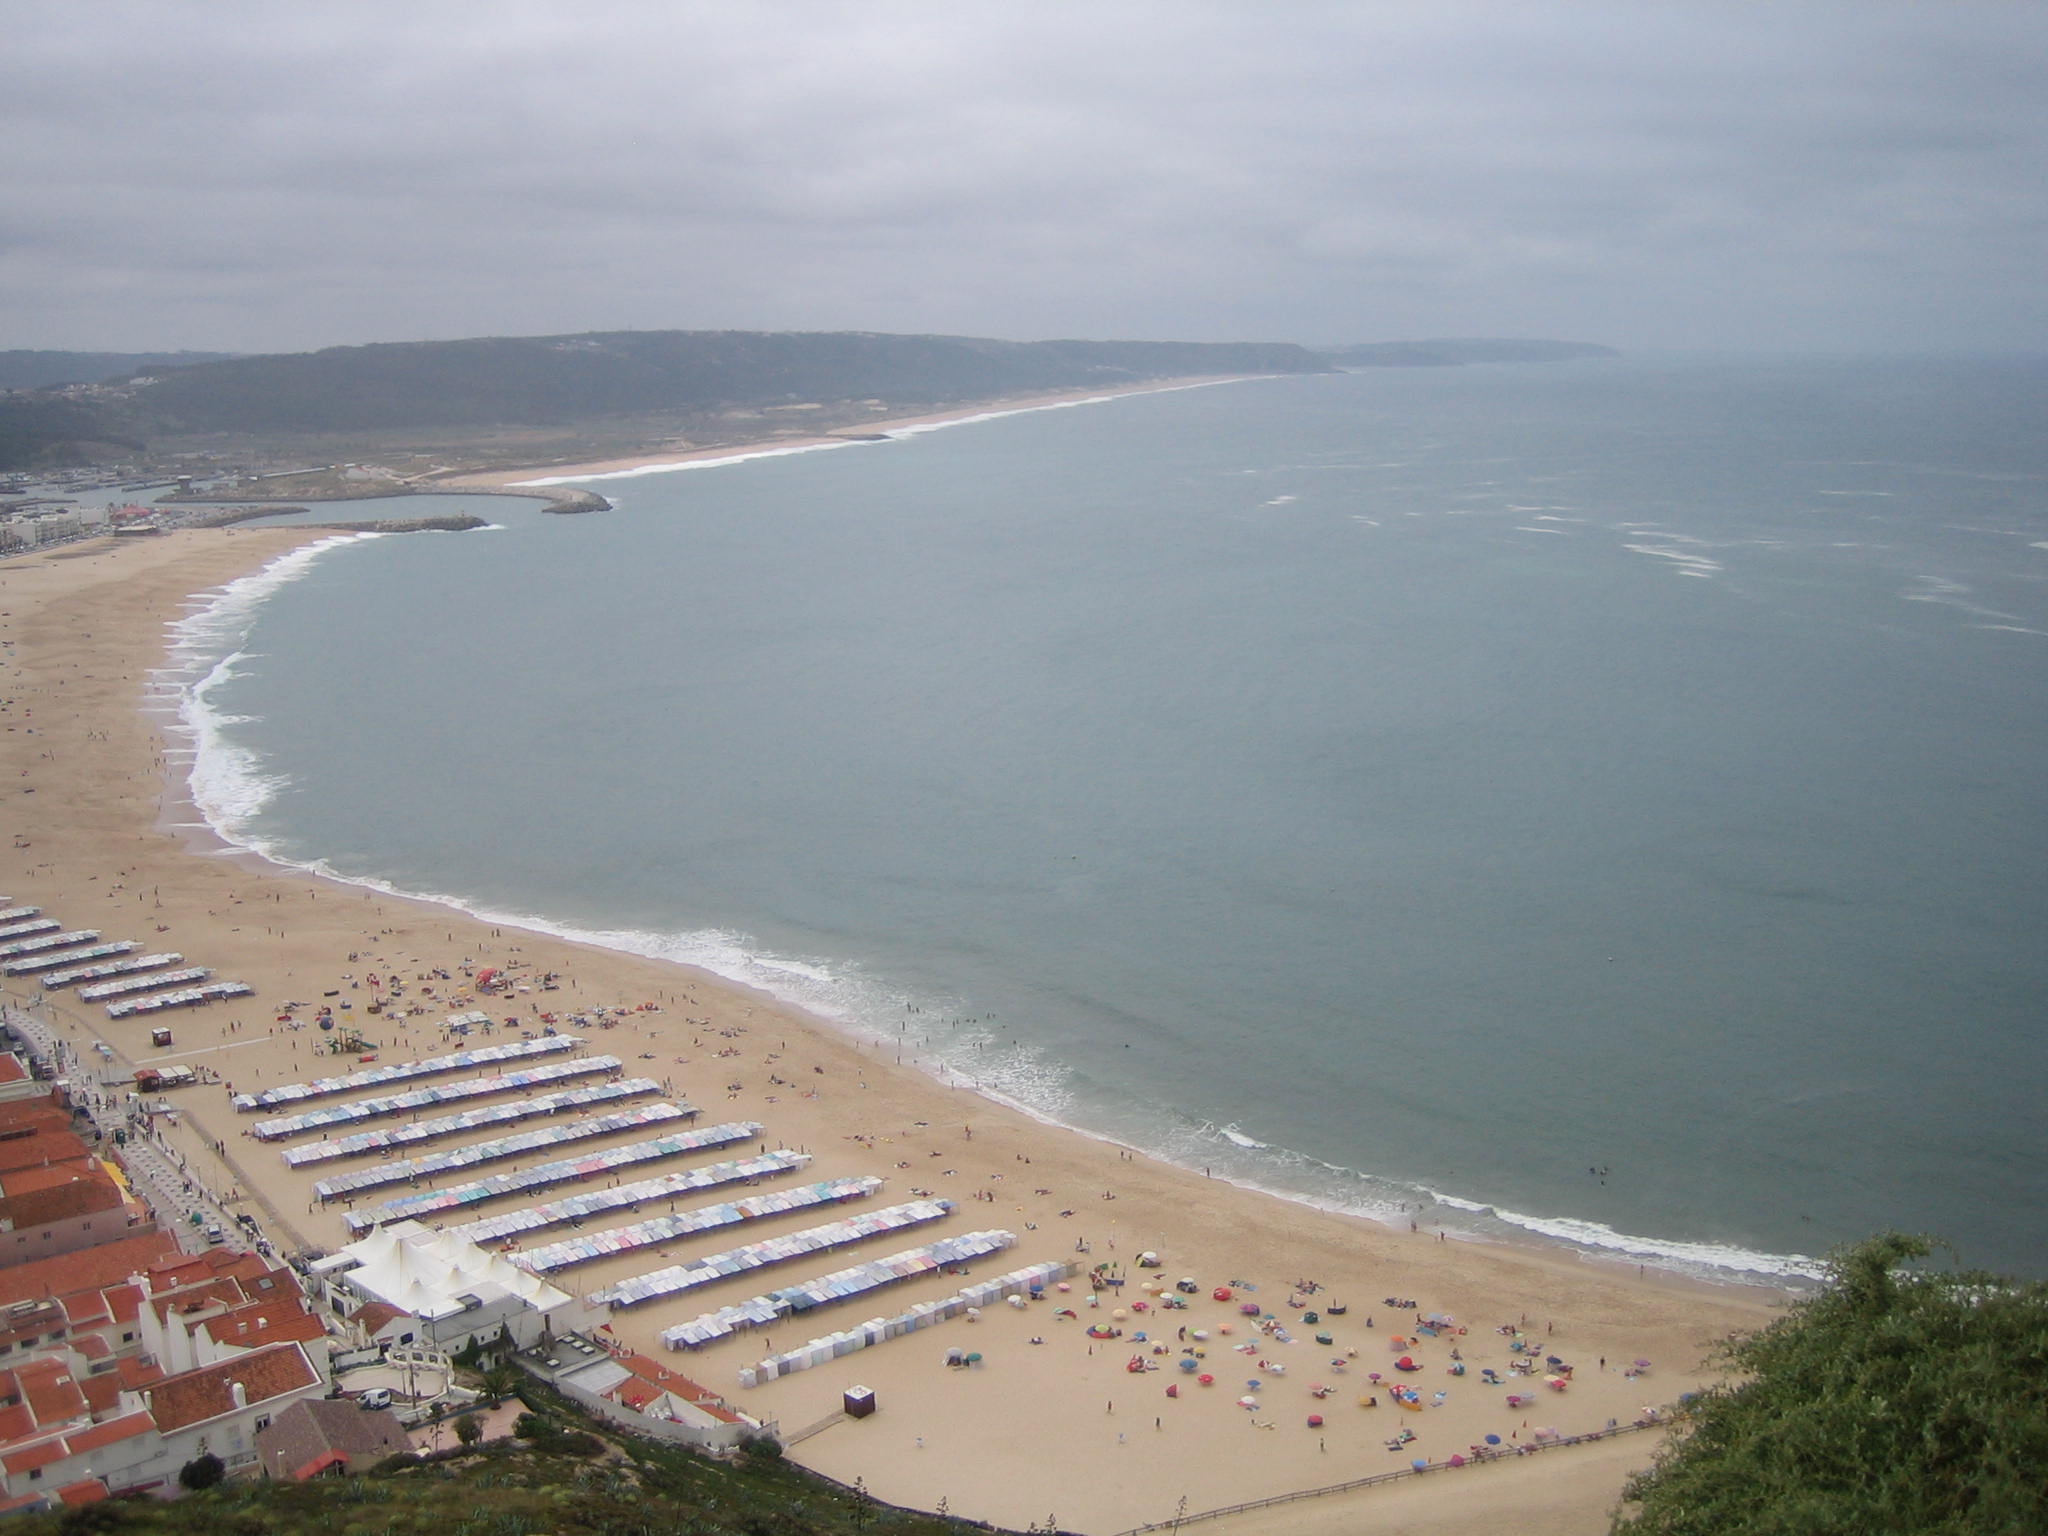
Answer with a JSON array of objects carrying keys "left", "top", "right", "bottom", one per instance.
[{"left": 7, "top": 2, "right": 2044, "bottom": 358}]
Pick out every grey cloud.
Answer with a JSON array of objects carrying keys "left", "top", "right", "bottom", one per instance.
[{"left": 3, "top": 0, "right": 2044, "bottom": 353}]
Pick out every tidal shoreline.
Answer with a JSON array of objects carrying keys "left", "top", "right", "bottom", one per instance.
[{"left": 0, "top": 510, "right": 1779, "bottom": 1533}]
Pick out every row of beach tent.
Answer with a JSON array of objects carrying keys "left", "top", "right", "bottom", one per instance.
[
  {"left": 82, "top": 965, "right": 208, "bottom": 1000},
  {"left": 737, "top": 1254, "right": 1068, "bottom": 1383},
  {"left": 0, "top": 919, "right": 66, "bottom": 948},
  {"left": 313, "top": 1100, "right": 695, "bottom": 1199},
  {"left": 512, "top": 1175, "right": 884, "bottom": 1274},
  {"left": 40, "top": 950, "right": 181, "bottom": 989},
  {"left": 251, "top": 1054, "right": 622, "bottom": 1139},
  {"left": 599, "top": 1198, "right": 957, "bottom": 1309},
  {"left": 0, "top": 929, "right": 99, "bottom": 958},
  {"left": 282, "top": 1075, "right": 666, "bottom": 1166},
  {"left": 344, "top": 1119, "right": 766, "bottom": 1231},
  {"left": 3, "top": 940, "right": 136, "bottom": 976},
  {"left": 233, "top": 1032, "right": 584, "bottom": 1110},
  {"left": 447, "top": 1147, "right": 804, "bottom": 1246},
  {"left": 108, "top": 981, "right": 253, "bottom": 1018}
]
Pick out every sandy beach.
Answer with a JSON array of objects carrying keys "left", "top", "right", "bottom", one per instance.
[
  {"left": 438, "top": 376, "right": 1271, "bottom": 489},
  {"left": 0, "top": 523, "right": 1779, "bottom": 1534}
]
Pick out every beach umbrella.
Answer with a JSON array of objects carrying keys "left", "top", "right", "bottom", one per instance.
[
  {"left": 1635, "top": 1358, "right": 1652, "bottom": 1370},
  {"left": 1166, "top": 1384, "right": 1178, "bottom": 1398},
  {"left": 1238, "top": 1395, "right": 1259, "bottom": 1408},
  {"left": 965, "top": 1352, "right": 982, "bottom": 1365},
  {"left": 1545, "top": 1355, "right": 1562, "bottom": 1366},
  {"left": 1111, "top": 1308, "right": 1127, "bottom": 1320},
  {"left": 1190, "top": 1329, "right": 1208, "bottom": 1340},
  {"left": 1307, "top": 1414, "right": 1324, "bottom": 1427},
  {"left": 1178, "top": 1357, "right": 1198, "bottom": 1373},
  {"left": 1411, "top": 1458, "right": 1428, "bottom": 1471},
  {"left": 1213, "top": 1287, "right": 1234, "bottom": 1301},
  {"left": 1448, "top": 1453, "right": 1465, "bottom": 1467},
  {"left": 1484, "top": 1433, "right": 1502, "bottom": 1445},
  {"left": 1198, "top": 1374, "right": 1214, "bottom": 1386}
]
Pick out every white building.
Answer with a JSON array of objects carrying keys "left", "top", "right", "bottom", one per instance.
[{"left": 307, "top": 1222, "right": 600, "bottom": 1356}]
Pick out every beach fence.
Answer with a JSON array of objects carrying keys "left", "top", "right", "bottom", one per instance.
[{"left": 1106, "top": 1418, "right": 1663, "bottom": 1535}]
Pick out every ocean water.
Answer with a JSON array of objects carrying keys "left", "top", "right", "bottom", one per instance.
[{"left": 160, "top": 356, "right": 2048, "bottom": 1284}]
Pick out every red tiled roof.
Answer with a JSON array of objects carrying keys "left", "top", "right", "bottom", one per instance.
[
  {"left": 0, "top": 1171, "right": 126, "bottom": 1229},
  {"left": 103, "top": 1284, "right": 142, "bottom": 1326},
  {"left": 0, "top": 1403, "right": 33, "bottom": 1442},
  {"left": 58, "top": 1290, "right": 110, "bottom": 1329},
  {"left": 0, "top": 1231, "right": 177, "bottom": 1307},
  {"left": 145, "top": 1344, "right": 318, "bottom": 1433},
  {"left": 16, "top": 1360, "right": 85, "bottom": 1426},
  {"left": 0, "top": 1057, "right": 29, "bottom": 1085},
  {"left": 613, "top": 1352, "right": 745, "bottom": 1423},
  {"left": 202, "top": 1298, "right": 325, "bottom": 1350},
  {"left": 77, "top": 1375, "right": 122, "bottom": 1416},
  {"left": 55, "top": 1478, "right": 107, "bottom": 1506},
  {"left": 0, "top": 1158, "right": 96, "bottom": 1197},
  {"left": 0, "top": 1128, "right": 89, "bottom": 1172},
  {"left": 0, "top": 1093, "right": 69, "bottom": 1134},
  {"left": 60, "top": 1412, "right": 153, "bottom": 1455},
  {"left": 113, "top": 1357, "right": 162, "bottom": 1393},
  {"left": 613, "top": 1378, "right": 659, "bottom": 1410},
  {"left": 68, "top": 1335, "right": 110, "bottom": 1361},
  {"left": 349, "top": 1301, "right": 408, "bottom": 1335},
  {"left": 1, "top": 1437, "right": 67, "bottom": 1475}
]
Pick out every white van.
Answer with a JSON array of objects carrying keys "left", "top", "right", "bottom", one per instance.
[{"left": 358, "top": 1388, "right": 393, "bottom": 1411}]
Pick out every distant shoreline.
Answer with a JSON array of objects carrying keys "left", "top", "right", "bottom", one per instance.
[{"left": 443, "top": 374, "right": 1274, "bottom": 490}]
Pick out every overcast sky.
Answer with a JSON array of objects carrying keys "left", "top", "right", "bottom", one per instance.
[{"left": 5, "top": 1, "right": 2044, "bottom": 355}]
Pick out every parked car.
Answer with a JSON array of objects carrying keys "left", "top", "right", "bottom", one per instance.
[{"left": 358, "top": 1388, "right": 393, "bottom": 1410}]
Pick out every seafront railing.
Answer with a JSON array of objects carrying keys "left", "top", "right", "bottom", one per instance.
[{"left": 1106, "top": 1417, "right": 1662, "bottom": 1534}]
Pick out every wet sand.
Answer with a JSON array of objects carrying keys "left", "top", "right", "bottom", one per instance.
[
  {"left": 0, "top": 527, "right": 1775, "bottom": 1534},
  {"left": 439, "top": 376, "right": 1270, "bottom": 489}
]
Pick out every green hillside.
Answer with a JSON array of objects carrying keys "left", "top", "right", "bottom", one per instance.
[
  {"left": 0, "top": 350, "right": 238, "bottom": 391},
  {"left": 0, "top": 329, "right": 1328, "bottom": 471}
]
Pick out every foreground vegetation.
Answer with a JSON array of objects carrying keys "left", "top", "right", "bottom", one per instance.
[
  {"left": 18, "top": 1384, "right": 1009, "bottom": 1536},
  {"left": 1614, "top": 1234, "right": 2048, "bottom": 1535},
  {"left": 0, "top": 329, "right": 1332, "bottom": 471}
]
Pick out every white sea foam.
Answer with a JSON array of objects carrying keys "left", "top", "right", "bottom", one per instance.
[
  {"left": 1900, "top": 575, "right": 2023, "bottom": 625},
  {"left": 157, "top": 533, "right": 380, "bottom": 842},
  {"left": 514, "top": 377, "right": 1269, "bottom": 487},
  {"left": 1429, "top": 1194, "right": 1824, "bottom": 1282},
  {"left": 1261, "top": 495, "right": 1299, "bottom": 507},
  {"left": 1219, "top": 1125, "right": 1269, "bottom": 1150},
  {"left": 1622, "top": 540, "right": 1723, "bottom": 577},
  {"left": 516, "top": 438, "right": 866, "bottom": 485},
  {"left": 1513, "top": 526, "right": 1570, "bottom": 536}
]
